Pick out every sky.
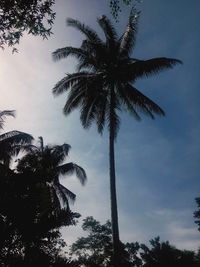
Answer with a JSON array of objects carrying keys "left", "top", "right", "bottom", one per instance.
[{"left": 0, "top": 0, "right": 200, "bottom": 250}]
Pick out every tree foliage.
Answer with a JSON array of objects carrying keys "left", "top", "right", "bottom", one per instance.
[
  {"left": 17, "top": 136, "right": 87, "bottom": 209},
  {"left": 0, "top": 109, "right": 33, "bottom": 167},
  {"left": 0, "top": 0, "right": 55, "bottom": 51},
  {"left": 71, "top": 218, "right": 200, "bottom": 267},
  {"left": 70, "top": 216, "right": 141, "bottom": 267},
  {"left": 194, "top": 197, "right": 200, "bottom": 232},
  {"left": 0, "top": 159, "right": 79, "bottom": 266},
  {"left": 110, "top": 0, "right": 142, "bottom": 19},
  {"left": 141, "top": 237, "right": 200, "bottom": 267},
  {"left": 0, "top": 131, "right": 86, "bottom": 266}
]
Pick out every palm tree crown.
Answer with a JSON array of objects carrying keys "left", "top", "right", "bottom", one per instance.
[
  {"left": 17, "top": 137, "right": 87, "bottom": 211},
  {"left": 52, "top": 10, "right": 182, "bottom": 138}
]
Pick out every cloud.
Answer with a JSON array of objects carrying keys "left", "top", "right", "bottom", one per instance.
[{"left": 145, "top": 208, "right": 200, "bottom": 250}]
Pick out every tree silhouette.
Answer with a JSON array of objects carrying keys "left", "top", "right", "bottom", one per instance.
[
  {"left": 194, "top": 197, "right": 200, "bottom": 232},
  {"left": 71, "top": 216, "right": 141, "bottom": 267},
  {"left": 140, "top": 237, "right": 200, "bottom": 267},
  {"left": 17, "top": 136, "right": 87, "bottom": 219},
  {"left": 110, "top": 0, "right": 141, "bottom": 19},
  {"left": 0, "top": 136, "right": 86, "bottom": 266},
  {"left": 52, "top": 9, "right": 181, "bottom": 266},
  {"left": 0, "top": 109, "right": 33, "bottom": 167},
  {"left": 0, "top": 0, "right": 55, "bottom": 51}
]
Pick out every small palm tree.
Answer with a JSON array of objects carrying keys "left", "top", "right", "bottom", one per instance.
[
  {"left": 17, "top": 136, "right": 87, "bottom": 214},
  {"left": 0, "top": 110, "right": 33, "bottom": 167},
  {"left": 52, "top": 9, "right": 182, "bottom": 266}
]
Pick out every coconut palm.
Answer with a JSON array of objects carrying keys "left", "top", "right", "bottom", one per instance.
[
  {"left": 17, "top": 136, "right": 87, "bottom": 214},
  {"left": 0, "top": 110, "right": 33, "bottom": 167},
  {"left": 52, "top": 9, "right": 182, "bottom": 266}
]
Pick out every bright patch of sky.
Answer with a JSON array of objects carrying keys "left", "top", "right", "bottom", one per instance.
[{"left": 0, "top": 0, "right": 199, "bottom": 250}]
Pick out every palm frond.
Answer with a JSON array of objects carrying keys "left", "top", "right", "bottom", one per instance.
[
  {"left": 97, "top": 15, "right": 118, "bottom": 49},
  {"left": 67, "top": 18, "right": 102, "bottom": 44},
  {"left": 79, "top": 78, "right": 104, "bottom": 129},
  {"left": 63, "top": 73, "right": 102, "bottom": 116},
  {"left": 119, "top": 8, "right": 140, "bottom": 56},
  {"left": 74, "top": 46, "right": 98, "bottom": 71},
  {"left": 57, "top": 162, "right": 87, "bottom": 185},
  {"left": 80, "top": 96, "right": 98, "bottom": 129},
  {"left": 52, "top": 46, "right": 91, "bottom": 62},
  {"left": 59, "top": 183, "right": 76, "bottom": 203},
  {"left": 77, "top": 59, "right": 94, "bottom": 72},
  {"left": 51, "top": 143, "right": 71, "bottom": 162},
  {"left": 80, "top": 39, "right": 109, "bottom": 70},
  {"left": 0, "top": 131, "right": 33, "bottom": 144},
  {"left": 117, "top": 83, "right": 141, "bottom": 121},
  {"left": 63, "top": 84, "right": 86, "bottom": 115},
  {"left": 49, "top": 184, "right": 66, "bottom": 212},
  {"left": 0, "top": 131, "right": 32, "bottom": 167},
  {"left": 52, "top": 72, "right": 93, "bottom": 96},
  {"left": 0, "top": 110, "right": 15, "bottom": 129},
  {"left": 129, "top": 57, "right": 183, "bottom": 80},
  {"left": 125, "top": 84, "right": 165, "bottom": 118},
  {"left": 52, "top": 183, "right": 71, "bottom": 209},
  {"left": 0, "top": 110, "right": 15, "bottom": 118},
  {"left": 10, "top": 144, "right": 37, "bottom": 156}
]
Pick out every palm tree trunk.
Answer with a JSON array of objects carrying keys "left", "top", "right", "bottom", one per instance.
[{"left": 109, "top": 87, "right": 120, "bottom": 267}]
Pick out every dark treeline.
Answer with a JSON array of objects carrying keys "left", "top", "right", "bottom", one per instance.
[
  {"left": 71, "top": 216, "right": 200, "bottom": 267},
  {"left": 0, "top": 110, "right": 199, "bottom": 266},
  {"left": 0, "top": 110, "right": 86, "bottom": 266}
]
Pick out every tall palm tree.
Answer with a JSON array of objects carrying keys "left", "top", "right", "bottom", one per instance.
[
  {"left": 52, "top": 9, "right": 182, "bottom": 266},
  {"left": 0, "top": 110, "right": 33, "bottom": 168}
]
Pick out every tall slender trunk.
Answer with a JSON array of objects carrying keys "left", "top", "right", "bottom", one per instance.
[{"left": 109, "top": 86, "right": 120, "bottom": 267}]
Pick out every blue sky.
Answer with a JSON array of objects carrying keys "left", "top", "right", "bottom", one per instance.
[{"left": 0, "top": 0, "right": 199, "bottom": 250}]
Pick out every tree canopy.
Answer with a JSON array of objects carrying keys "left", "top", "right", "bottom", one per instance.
[
  {"left": 70, "top": 216, "right": 142, "bottom": 267},
  {"left": 0, "top": 0, "right": 140, "bottom": 51},
  {"left": 70, "top": 217, "right": 200, "bottom": 267}
]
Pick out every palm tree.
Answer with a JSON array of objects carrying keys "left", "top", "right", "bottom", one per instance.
[
  {"left": 52, "top": 9, "right": 182, "bottom": 266},
  {"left": 0, "top": 109, "right": 33, "bottom": 168},
  {"left": 15, "top": 137, "right": 87, "bottom": 262},
  {"left": 17, "top": 136, "right": 87, "bottom": 215}
]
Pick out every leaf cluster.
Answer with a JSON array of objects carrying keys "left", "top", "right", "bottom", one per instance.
[
  {"left": 109, "top": 0, "right": 141, "bottom": 20},
  {"left": 0, "top": 0, "right": 55, "bottom": 51}
]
